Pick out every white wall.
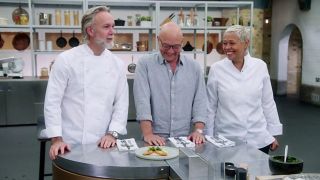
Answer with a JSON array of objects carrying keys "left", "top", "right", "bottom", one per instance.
[{"left": 271, "top": 0, "right": 320, "bottom": 90}]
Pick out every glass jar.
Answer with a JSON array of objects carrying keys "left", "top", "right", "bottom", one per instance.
[
  {"left": 239, "top": 16, "right": 243, "bottom": 25},
  {"left": 40, "top": 67, "right": 49, "bottom": 77},
  {"left": 19, "top": 14, "right": 29, "bottom": 25},
  {"left": 185, "top": 15, "right": 191, "bottom": 27},
  {"left": 64, "top": 10, "right": 70, "bottom": 26},
  {"left": 73, "top": 11, "right": 79, "bottom": 26},
  {"left": 55, "top": 9, "right": 61, "bottom": 25},
  {"left": 127, "top": 16, "right": 133, "bottom": 26}
]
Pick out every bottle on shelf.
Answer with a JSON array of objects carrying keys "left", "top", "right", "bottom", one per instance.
[
  {"left": 177, "top": 8, "right": 184, "bottom": 27},
  {"left": 127, "top": 16, "right": 133, "bottom": 26},
  {"left": 55, "top": 9, "right": 61, "bottom": 25},
  {"left": 64, "top": 10, "right": 71, "bottom": 26},
  {"left": 193, "top": 8, "right": 200, "bottom": 26},
  {"left": 190, "top": 8, "right": 195, "bottom": 26},
  {"left": 73, "top": 11, "right": 79, "bottom": 26},
  {"left": 239, "top": 16, "right": 243, "bottom": 25}
]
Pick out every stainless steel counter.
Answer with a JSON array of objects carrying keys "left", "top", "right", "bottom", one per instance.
[
  {"left": 54, "top": 142, "right": 169, "bottom": 179},
  {"left": 0, "top": 76, "right": 48, "bottom": 82},
  {"left": 54, "top": 139, "right": 272, "bottom": 180}
]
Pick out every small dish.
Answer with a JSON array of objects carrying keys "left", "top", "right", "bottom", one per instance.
[
  {"left": 269, "top": 155, "right": 303, "bottom": 175},
  {"left": 135, "top": 146, "right": 179, "bottom": 160}
]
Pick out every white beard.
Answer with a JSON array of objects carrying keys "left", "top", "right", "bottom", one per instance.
[
  {"left": 94, "top": 38, "right": 114, "bottom": 50},
  {"left": 105, "top": 41, "right": 114, "bottom": 49}
]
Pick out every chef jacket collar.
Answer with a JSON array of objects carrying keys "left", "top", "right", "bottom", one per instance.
[
  {"left": 242, "top": 52, "right": 251, "bottom": 72},
  {"left": 83, "top": 43, "right": 107, "bottom": 56},
  {"left": 226, "top": 52, "right": 251, "bottom": 72}
]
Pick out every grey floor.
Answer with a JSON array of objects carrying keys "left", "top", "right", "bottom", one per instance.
[{"left": 0, "top": 96, "right": 319, "bottom": 180}]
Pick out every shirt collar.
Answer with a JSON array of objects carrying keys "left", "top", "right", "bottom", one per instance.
[{"left": 157, "top": 52, "right": 184, "bottom": 66}]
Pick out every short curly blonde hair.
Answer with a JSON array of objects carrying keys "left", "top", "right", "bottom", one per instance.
[{"left": 224, "top": 25, "right": 250, "bottom": 42}]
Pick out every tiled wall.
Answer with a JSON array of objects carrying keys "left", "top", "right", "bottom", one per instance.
[{"left": 287, "top": 27, "right": 302, "bottom": 95}]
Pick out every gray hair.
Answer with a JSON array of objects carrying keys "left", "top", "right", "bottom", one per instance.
[
  {"left": 81, "top": 6, "right": 110, "bottom": 41},
  {"left": 224, "top": 25, "right": 250, "bottom": 42}
]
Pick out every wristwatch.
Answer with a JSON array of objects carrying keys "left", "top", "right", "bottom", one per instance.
[
  {"left": 107, "top": 131, "right": 119, "bottom": 139},
  {"left": 195, "top": 129, "right": 203, "bottom": 134}
]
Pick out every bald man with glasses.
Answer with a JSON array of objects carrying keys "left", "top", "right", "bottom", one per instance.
[{"left": 133, "top": 22, "right": 207, "bottom": 146}]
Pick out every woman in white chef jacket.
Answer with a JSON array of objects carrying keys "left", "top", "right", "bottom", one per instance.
[{"left": 206, "top": 25, "right": 283, "bottom": 154}]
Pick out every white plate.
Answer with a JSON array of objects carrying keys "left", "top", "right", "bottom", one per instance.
[
  {"left": 135, "top": 146, "right": 179, "bottom": 160},
  {"left": 286, "top": 173, "right": 320, "bottom": 180}
]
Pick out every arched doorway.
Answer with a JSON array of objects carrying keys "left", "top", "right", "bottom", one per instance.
[
  {"left": 277, "top": 24, "right": 302, "bottom": 98},
  {"left": 286, "top": 27, "right": 302, "bottom": 98}
]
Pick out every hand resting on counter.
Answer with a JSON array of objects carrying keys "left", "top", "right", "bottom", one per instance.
[
  {"left": 143, "top": 133, "right": 166, "bottom": 146},
  {"left": 50, "top": 137, "right": 71, "bottom": 160},
  {"left": 98, "top": 134, "right": 117, "bottom": 149},
  {"left": 188, "top": 131, "right": 205, "bottom": 144}
]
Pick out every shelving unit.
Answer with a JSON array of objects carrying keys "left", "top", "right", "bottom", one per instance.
[{"left": 0, "top": 0, "right": 253, "bottom": 76}]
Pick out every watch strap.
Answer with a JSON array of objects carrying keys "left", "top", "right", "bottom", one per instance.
[{"left": 107, "top": 131, "right": 119, "bottom": 139}]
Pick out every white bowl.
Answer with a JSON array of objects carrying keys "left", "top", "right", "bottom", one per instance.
[{"left": 0, "top": 17, "right": 8, "bottom": 25}]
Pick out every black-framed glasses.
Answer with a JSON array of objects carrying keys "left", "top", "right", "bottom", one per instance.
[{"left": 159, "top": 39, "right": 182, "bottom": 51}]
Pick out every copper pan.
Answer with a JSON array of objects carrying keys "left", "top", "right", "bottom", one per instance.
[
  {"left": 202, "top": 41, "right": 213, "bottom": 54},
  {"left": 216, "top": 41, "right": 224, "bottom": 55},
  {"left": 12, "top": 32, "right": 30, "bottom": 51},
  {"left": 0, "top": 33, "right": 4, "bottom": 48}
]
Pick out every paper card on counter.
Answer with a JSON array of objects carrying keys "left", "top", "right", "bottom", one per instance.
[
  {"left": 205, "top": 135, "right": 235, "bottom": 148},
  {"left": 168, "top": 137, "right": 195, "bottom": 148},
  {"left": 116, "top": 138, "right": 139, "bottom": 151},
  {"left": 168, "top": 137, "right": 184, "bottom": 148}
]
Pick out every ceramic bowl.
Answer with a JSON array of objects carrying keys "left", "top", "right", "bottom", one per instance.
[
  {"left": 212, "top": 18, "right": 229, "bottom": 26},
  {"left": 269, "top": 155, "right": 303, "bottom": 175},
  {"left": 115, "top": 19, "right": 125, "bottom": 26}
]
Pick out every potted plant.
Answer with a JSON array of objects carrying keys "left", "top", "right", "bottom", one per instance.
[
  {"left": 140, "top": 16, "right": 152, "bottom": 27},
  {"left": 207, "top": 16, "right": 213, "bottom": 26}
]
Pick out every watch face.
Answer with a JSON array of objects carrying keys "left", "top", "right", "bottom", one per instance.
[
  {"left": 196, "top": 129, "right": 203, "bottom": 134},
  {"left": 112, "top": 131, "right": 118, "bottom": 138}
]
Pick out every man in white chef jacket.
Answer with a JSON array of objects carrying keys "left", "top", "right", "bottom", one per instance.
[{"left": 43, "top": 6, "right": 128, "bottom": 160}]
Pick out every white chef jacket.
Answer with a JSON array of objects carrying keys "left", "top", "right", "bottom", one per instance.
[
  {"left": 206, "top": 53, "right": 282, "bottom": 148},
  {"left": 43, "top": 44, "right": 128, "bottom": 145}
]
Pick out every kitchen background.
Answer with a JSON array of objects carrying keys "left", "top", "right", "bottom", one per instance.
[
  {"left": 1, "top": 0, "right": 318, "bottom": 106},
  {"left": 1, "top": 0, "right": 320, "bottom": 179}
]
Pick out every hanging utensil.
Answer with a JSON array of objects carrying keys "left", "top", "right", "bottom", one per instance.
[
  {"left": 12, "top": 32, "right": 30, "bottom": 51},
  {"left": 202, "top": 40, "right": 213, "bottom": 54},
  {"left": 56, "top": 30, "right": 67, "bottom": 48},
  {"left": 168, "top": 13, "right": 175, "bottom": 20},
  {"left": 0, "top": 33, "right": 4, "bottom": 48},
  {"left": 216, "top": 41, "right": 224, "bottom": 55},
  {"left": 160, "top": 12, "right": 175, "bottom": 26},
  {"left": 127, "top": 55, "right": 136, "bottom": 73},
  {"left": 68, "top": 31, "right": 79, "bottom": 47}
]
